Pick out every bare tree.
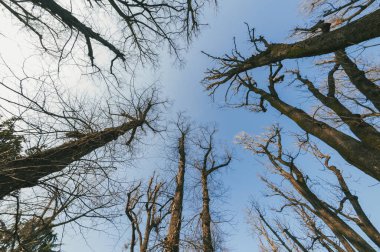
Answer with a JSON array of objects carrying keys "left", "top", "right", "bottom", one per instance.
[
  {"left": 295, "top": 205, "right": 346, "bottom": 252},
  {"left": 204, "top": 1, "right": 379, "bottom": 79},
  {"left": 0, "top": 0, "right": 217, "bottom": 250},
  {"left": 0, "top": 180, "right": 119, "bottom": 252},
  {"left": 0, "top": 0, "right": 216, "bottom": 70},
  {"left": 0, "top": 73, "right": 166, "bottom": 252},
  {"left": 204, "top": 1, "right": 380, "bottom": 180},
  {"left": 247, "top": 203, "right": 294, "bottom": 252},
  {"left": 124, "top": 174, "right": 172, "bottom": 252},
  {"left": 192, "top": 126, "right": 231, "bottom": 252},
  {"left": 237, "top": 126, "right": 379, "bottom": 251},
  {"left": 0, "top": 85, "right": 163, "bottom": 199},
  {"left": 165, "top": 118, "right": 190, "bottom": 252},
  {"left": 307, "top": 143, "right": 380, "bottom": 247}
]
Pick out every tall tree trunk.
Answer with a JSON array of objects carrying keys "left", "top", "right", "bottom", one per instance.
[
  {"left": 140, "top": 210, "right": 152, "bottom": 252},
  {"left": 128, "top": 219, "right": 136, "bottom": 252},
  {"left": 200, "top": 170, "right": 214, "bottom": 252},
  {"left": 0, "top": 119, "right": 144, "bottom": 199},
  {"left": 165, "top": 133, "right": 186, "bottom": 252}
]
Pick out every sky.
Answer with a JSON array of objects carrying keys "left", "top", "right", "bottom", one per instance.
[
  {"left": 1, "top": 1, "right": 379, "bottom": 251},
  {"left": 60, "top": 1, "right": 379, "bottom": 251}
]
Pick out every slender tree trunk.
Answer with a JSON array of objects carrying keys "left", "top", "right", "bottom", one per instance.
[
  {"left": 165, "top": 134, "right": 186, "bottom": 252},
  {"left": 282, "top": 228, "right": 307, "bottom": 252},
  {"left": 299, "top": 208, "right": 346, "bottom": 252},
  {"left": 257, "top": 210, "right": 292, "bottom": 252},
  {"left": 140, "top": 210, "right": 152, "bottom": 252},
  {"left": 328, "top": 165, "right": 380, "bottom": 247},
  {"left": 200, "top": 170, "right": 214, "bottom": 252},
  {"left": 129, "top": 221, "right": 136, "bottom": 252},
  {"left": 270, "top": 158, "right": 376, "bottom": 252}
]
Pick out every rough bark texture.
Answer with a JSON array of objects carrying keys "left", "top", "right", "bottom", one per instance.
[
  {"left": 296, "top": 70, "right": 380, "bottom": 151},
  {"left": 165, "top": 134, "right": 186, "bottom": 252},
  {"left": 206, "top": 9, "right": 380, "bottom": 85},
  {"left": 0, "top": 119, "right": 144, "bottom": 199},
  {"left": 200, "top": 170, "right": 214, "bottom": 252},
  {"left": 335, "top": 50, "right": 380, "bottom": 111},
  {"left": 249, "top": 85, "right": 380, "bottom": 180}
]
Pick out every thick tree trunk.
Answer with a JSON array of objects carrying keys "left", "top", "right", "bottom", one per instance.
[
  {"left": 251, "top": 86, "right": 380, "bottom": 180},
  {"left": 297, "top": 72, "right": 380, "bottom": 151},
  {"left": 200, "top": 170, "right": 214, "bottom": 252},
  {"left": 206, "top": 9, "right": 380, "bottom": 85},
  {"left": 335, "top": 50, "right": 380, "bottom": 111},
  {"left": 0, "top": 119, "right": 143, "bottom": 199},
  {"left": 165, "top": 134, "right": 186, "bottom": 252}
]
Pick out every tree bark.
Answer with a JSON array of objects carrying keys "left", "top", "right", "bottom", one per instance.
[
  {"left": 195, "top": 128, "right": 231, "bottom": 252},
  {"left": 335, "top": 50, "right": 380, "bottom": 111},
  {"left": 30, "top": 0, "right": 125, "bottom": 60},
  {"left": 282, "top": 228, "right": 308, "bottom": 252},
  {"left": 165, "top": 133, "right": 186, "bottom": 252},
  {"left": 0, "top": 119, "right": 144, "bottom": 199},
  {"left": 206, "top": 9, "right": 380, "bottom": 85},
  {"left": 200, "top": 170, "right": 214, "bottom": 252},
  {"left": 296, "top": 71, "right": 380, "bottom": 151},
  {"left": 266, "top": 155, "right": 376, "bottom": 252},
  {"left": 327, "top": 163, "right": 380, "bottom": 247},
  {"left": 249, "top": 85, "right": 380, "bottom": 180}
]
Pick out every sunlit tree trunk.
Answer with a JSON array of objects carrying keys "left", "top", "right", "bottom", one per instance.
[
  {"left": 200, "top": 169, "right": 214, "bottom": 252},
  {"left": 165, "top": 133, "right": 187, "bottom": 252},
  {"left": 0, "top": 118, "right": 146, "bottom": 199}
]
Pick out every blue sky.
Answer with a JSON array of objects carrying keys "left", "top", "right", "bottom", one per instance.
[
  {"left": 63, "top": 0, "right": 380, "bottom": 252},
  {"left": 33, "top": 1, "right": 380, "bottom": 251}
]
